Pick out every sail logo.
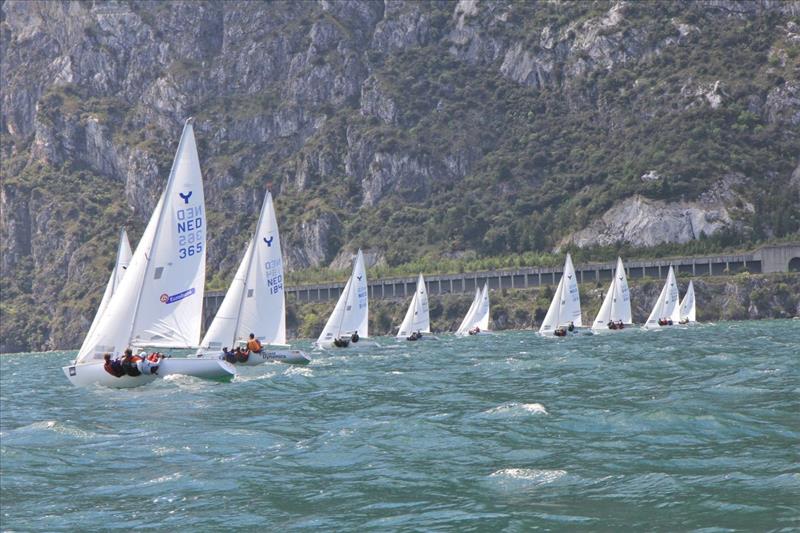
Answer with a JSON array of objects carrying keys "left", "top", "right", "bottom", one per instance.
[
  {"left": 179, "top": 191, "right": 193, "bottom": 204},
  {"left": 160, "top": 287, "right": 195, "bottom": 304},
  {"left": 357, "top": 275, "right": 362, "bottom": 281},
  {"left": 263, "top": 236, "right": 274, "bottom": 247}
]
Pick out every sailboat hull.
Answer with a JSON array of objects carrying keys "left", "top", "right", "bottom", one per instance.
[
  {"left": 197, "top": 349, "right": 311, "bottom": 365},
  {"left": 63, "top": 358, "right": 235, "bottom": 388},
  {"left": 315, "top": 340, "right": 381, "bottom": 350}
]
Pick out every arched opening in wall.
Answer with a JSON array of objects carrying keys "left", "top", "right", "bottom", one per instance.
[{"left": 789, "top": 257, "right": 800, "bottom": 272}]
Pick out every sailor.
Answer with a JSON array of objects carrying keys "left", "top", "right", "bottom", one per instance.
[
  {"left": 120, "top": 348, "right": 142, "bottom": 377},
  {"left": 351, "top": 331, "right": 359, "bottom": 343},
  {"left": 247, "top": 333, "right": 263, "bottom": 354},
  {"left": 103, "top": 353, "right": 124, "bottom": 378},
  {"left": 237, "top": 346, "right": 250, "bottom": 363},
  {"left": 567, "top": 321, "right": 575, "bottom": 332},
  {"left": 554, "top": 327, "right": 567, "bottom": 337},
  {"left": 223, "top": 347, "right": 236, "bottom": 364},
  {"left": 136, "top": 350, "right": 160, "bottom": 375}
]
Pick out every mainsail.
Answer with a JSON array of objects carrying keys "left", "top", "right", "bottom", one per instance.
[
  {"left": 540, "top": 253, "right": 582, "bottom": 333},
  {"left": 679, "top": 280, "right": 696, "bottom": 322},
  {"left": 397, "top": 274, "right": 430, "bottom": 338},
  {"left": 78, "top": 119, "right": 206, "bottom": 358},
  {"left": 645, "top": 266, "right": 681, "bottom": 326},
  {"left": 76, "top": 229, "right": 133, "bottom": 364},
  {"left": 591, "top": 257, "right": 632, "bottom": 330},
  {"left": 317, "top": 249, "right": 369, "bottom": 345}
]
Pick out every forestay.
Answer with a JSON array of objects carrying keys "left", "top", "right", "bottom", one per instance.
[
  {"left": 397, "top": 274, "right": 430, "bottom": 338},
  {"left": 76, "top": 229, "right": 133, "bottom": 364}
]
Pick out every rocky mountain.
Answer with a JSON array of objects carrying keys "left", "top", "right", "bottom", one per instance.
[{"left": 1, "top": 0, "right": 799, "bottom": 352}]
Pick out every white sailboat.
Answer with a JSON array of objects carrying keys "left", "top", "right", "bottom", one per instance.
[
  {"left": 456, "top": 282, "right": 491, "bottom": 336},
  {"left": 196, "top": 191, "right": 309, "bottom": 364},
  {"left": 397, "top": 274, "right": 437, "bottom": 341},
  {"left": 316, "top": 249, "right": 376, "bottom": 348},
  {"left": 539, "top": 253, "right": 583, "bottom": 337},
  {"left": 75, "top": 228, "right": 132, "bottom": 364},
  {"left": 679, "top": 280, "right": 696, "bottom": 324},
  {"left": 591, "top": 257, "right": 632, "bottom": 332},
  {"left": 643, "top": 266, "right": 681, "bottom": 329},
  {"left": 63, "top": 119, "right": 234, "bottom": 387}
]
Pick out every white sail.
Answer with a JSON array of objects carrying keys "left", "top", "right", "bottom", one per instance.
[
  {"left": 397, "top": 274, "right": 430, "bottom": 338},
  {"left": 539, "top": 275, "right": 562, "bottom": 334},
  {"left": 645, "top": 266, "right": 680, "bottom": 326},
  {"left": 591, "top": 257, "right": 632, "bottom": 330},
  {"left": 540, "top": 253, "right": 582, "bottom": 333},
  {"left": 456, "top": 288, "right": 481, "bottom": 334},
  {"left": 76, "top": 229, "right": 132, "bottom": 364},
  {"left": 456, "top": 283, "right": 490, "bottom": 334},
  {"left": 80, "top": 119, "right": 205, "bottom": 356},
  {"left": 78, "top": 195, "right": 162, "bottom": 360},
  {"left": 679, "top": 280, "right": 696, "bottom": 322},
  {"left": 129, "top": 120, "right": 206, "bottom": 348},
  {"left": 473, "top": 282, "right": 490, "bottom": 331},
  {"left": 317, "top": 249, "right": 369, "bottom": 345},
  {"left": 198, "top": 242, "right": 252, "bottom": 352},
  {"left": 235, "top": 191, "right": 286, "bottom": 346}
]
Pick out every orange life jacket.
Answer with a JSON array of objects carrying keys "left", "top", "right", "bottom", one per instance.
[{"left": 247, "top": 338, "right": 262, "bottom": 353}]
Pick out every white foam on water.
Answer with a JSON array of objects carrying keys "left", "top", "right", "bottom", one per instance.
[
  {"left": 490, "top": 468, "right": 567, "bottom": 485},
  {"left": 485, "top": 402, "right": 548, "bottom": 416},
  {"left": 284, "top": 366, "right": 313, "bottom": 376}
]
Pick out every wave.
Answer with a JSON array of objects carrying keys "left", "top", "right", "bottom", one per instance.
[{"left": 484, "top": 402, "right": 548, "bottom": 416}]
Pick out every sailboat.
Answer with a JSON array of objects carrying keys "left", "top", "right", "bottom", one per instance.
[
  {"left": 316, "top": 249, "right": 377, "bottom": 349},
  {"left": 456, "top": 282, "right": 491, "bottom": 336},
  {"left": 643, "top": 266, "right": 681, "bottom": 328},
  {"left": 63, "top": 119, "right": 235, "bottom": 387},
  {"left": 539, "top": 253, "right": 584, "bottom": 337},
  {"left": 396, "top": 274, "right": 437, "bottom": 341},
  {"left": 678, "top": 280, "right": 696, "bottom": 324},
  {"left": 591, "top": 257, "right": 632, "bottom": 332},
  {"left": 196, "top": 191, "right": 309, "bottom": 364}
]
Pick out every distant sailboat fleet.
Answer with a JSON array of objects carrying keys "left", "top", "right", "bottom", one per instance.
[{"left": 66, "top": 119, "right": 699, "bottom": 389}]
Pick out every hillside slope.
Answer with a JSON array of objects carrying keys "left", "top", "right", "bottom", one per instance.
[{"left": 1, "top": 0, "right": 799, "bottom": 351}]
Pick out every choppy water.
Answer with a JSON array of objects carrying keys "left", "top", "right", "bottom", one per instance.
[{"left": 1, "top": 321, "right": 799, "bottom": 531}]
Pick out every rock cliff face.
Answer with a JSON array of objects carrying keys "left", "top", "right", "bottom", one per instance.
[{"left": 2, "top": 0, "right": 799, "bottom": 351}]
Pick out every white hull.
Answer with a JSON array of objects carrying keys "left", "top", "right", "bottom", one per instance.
[
  {"left": 315, "top": 340, "right": 381, "bottom": 350},
  {"left": 198, "top": 348, "right": 311, "bottom": 365},
  {"left": 590, "top": 326, "right": 633, "bottom": 335},
  {"left": 401, "top": 335, "right": 440, "bottom": 342},
  {"left": 63, "top": 358, "right": 235, "bottom": 388}
]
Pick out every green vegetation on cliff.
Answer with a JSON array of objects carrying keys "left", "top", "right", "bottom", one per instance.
[{"left": 1, "top": 0, "right": 799, "bottom": 351}]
